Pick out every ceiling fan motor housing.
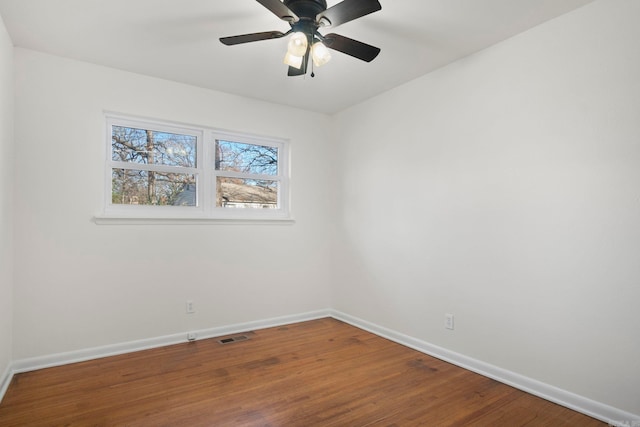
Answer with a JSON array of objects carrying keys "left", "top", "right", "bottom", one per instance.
[{"left": 283, "top": 0, "right": 327, "bottom": 20}]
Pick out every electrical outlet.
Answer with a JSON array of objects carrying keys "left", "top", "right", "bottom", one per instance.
[
  {"left": 186, "top": 300, "right": 195, "bottom": 314},
  {"left": 445, "top": 313, "right": 454, "bottom": 330}
]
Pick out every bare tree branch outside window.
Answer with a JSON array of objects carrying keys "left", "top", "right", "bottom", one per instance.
[
  {"left": 215, "top": 140, "right": 279, "bottom": 208},
  {"left": 111, "top": 126, "right": 197, "bottom": 206}
]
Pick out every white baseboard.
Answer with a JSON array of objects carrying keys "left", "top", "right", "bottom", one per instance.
[
  {"left": 3, "top": 308, "right": 638, "bottom": 427},
  {"left": 0, "top": 363, "right": 12, "bottom": 404},
  {"left": 330, "top": 310, "right": 639, "bottom": 427},
  {"left": 9, "top": 309, "right": 330, "bottom": 376}
]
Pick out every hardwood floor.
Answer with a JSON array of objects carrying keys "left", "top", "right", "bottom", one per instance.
[{"left": 0, "top": 318, "right": 605, "bottom": 426}]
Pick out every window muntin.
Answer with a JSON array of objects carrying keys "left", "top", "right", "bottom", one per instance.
[{"left": 104, "top": 115, "right": 290, "bottom": 220}]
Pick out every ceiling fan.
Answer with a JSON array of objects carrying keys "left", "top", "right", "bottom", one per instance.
[{"left": 220, "top": 0, "right": 382, "bottom": 77}]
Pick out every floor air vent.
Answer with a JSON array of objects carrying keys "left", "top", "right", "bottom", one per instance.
[{"left": 217, "top": 335, "right": 250, "bottom": 344}]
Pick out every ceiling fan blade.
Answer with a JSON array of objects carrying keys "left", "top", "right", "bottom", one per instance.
[
  {"left": 220, "top": 31, "right": 286, "bottom": 46},
  {"left": 317, "top": 0, "right": 381, "bottom": 28},
  {"left": 256, "top": 0, "right": 299, "bottom": 22},
  {"left": 323, "top": 33, "right": 380, "bottom": 62},
  {"left": 287, "top": 65, "right": 305, "bottom": 76}
]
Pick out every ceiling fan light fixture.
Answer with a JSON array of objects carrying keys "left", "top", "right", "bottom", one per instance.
[
  {"left": 287, "top": 32, "right": 308, "bottom": 57},
  {"left": 220, "top": 0, "right": 382, "bottom": 76},
  {"left": 283, "top": 51, "right": 304, "bottom": 69},
  {"left": 311, "top": 41, "right": 331, "bottom": 67}
]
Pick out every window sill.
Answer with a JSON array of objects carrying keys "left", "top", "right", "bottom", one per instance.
[{"left": 92, "top": 215, "right": 296, "bottom": 225}]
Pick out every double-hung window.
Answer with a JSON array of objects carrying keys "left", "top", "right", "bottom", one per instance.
[{"left": 104, "top": 114, "right": 290, "bottom": 221}]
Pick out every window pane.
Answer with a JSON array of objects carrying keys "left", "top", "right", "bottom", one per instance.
[
  {"left": 216, "top": 177, "right": 278, "bottom": 209},
  {"left": 112, "top": 169, "right": 196, "bottom": 206},
  {"left": 215, "top": 140, "right": 278, "bottom": 175},
  {"left": 112, "top": 126, "right": 196, "bottom": 168}
]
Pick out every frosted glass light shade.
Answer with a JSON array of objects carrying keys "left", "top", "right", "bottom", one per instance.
[
  {"left": 283, "top": 52, "right": 303, "bottom": 69},
  {"left": 311, "top": 41, "right": 331, "bottom": 67},
  {"left": 287, "top": 32, "right": 308, "bottom": 57}
]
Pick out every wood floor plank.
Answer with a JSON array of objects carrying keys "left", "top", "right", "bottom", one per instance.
[{"left": 0, "top": 318, "right": 606, "bottom": 426}]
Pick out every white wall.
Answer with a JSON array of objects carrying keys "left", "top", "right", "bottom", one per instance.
[
  {"left": 12, "top": 49, "right": 334, "bottom": 360},
  {"left": 0, "top": 13, "right": 14, "bottom": 384},
  {"left": 333, "top": 0, "right": 640, "bottom": 416},
  {"left": 6, "top": 0, "right": 639, "bottom": 419}
]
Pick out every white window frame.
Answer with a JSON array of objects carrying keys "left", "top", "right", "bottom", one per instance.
[
  {"left": 100, "top": 113, "right": 291, "bottom": 223},
  {"left": 212, "top": 130, "right": 290, "bottom": 220}
]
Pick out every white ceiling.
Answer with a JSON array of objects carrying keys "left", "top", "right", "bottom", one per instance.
[{"left": 0, "top": 0, "right": 595, "bottom": 114}]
